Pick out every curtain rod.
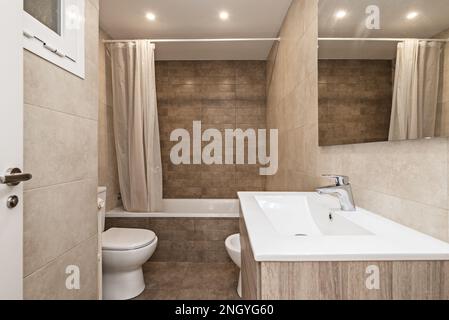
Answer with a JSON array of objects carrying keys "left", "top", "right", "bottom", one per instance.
[
  {"left": 319, "top": 37, "right": 449, "bottom": 42},
  {"left": 103, "top": 38, "right": 281, "bottom": 44}
]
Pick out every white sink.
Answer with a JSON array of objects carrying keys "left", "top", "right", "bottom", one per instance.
[
  {"left": 239, "top": 192, "right": 449, "bottom": 262},
  {"left": 255, "top": 195, "right": 372, "bottom": 236}
]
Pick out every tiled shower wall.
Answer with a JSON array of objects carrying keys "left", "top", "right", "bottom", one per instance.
[
  {"left": 98, "top": 60, "right": 267, "bottom": 202},
  {"left": 23, "top": 0, "right": 99, "bottom": 299},
  {"left": 318, "top": 60, "right": 393, "bottom": 146},
  {"left": 106, "top": 217, "right": 239, "bottom": 263},
  {"left": 156, "top": 61, "right": 267, "bottom": 199},
  {"left": 267, "top": 0, "right": 449, "bottom": 242}
]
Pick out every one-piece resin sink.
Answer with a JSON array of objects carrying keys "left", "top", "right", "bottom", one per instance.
[{"left": 238, "top": 192, "right": 449, "bottom": 262}]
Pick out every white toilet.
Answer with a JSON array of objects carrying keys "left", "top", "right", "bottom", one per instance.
[
  {"left": 98, "top": 187, "right": 158, "bottom": 300},
  {"left": 225, "top": 233, "right": 242, "bottom": 297}
]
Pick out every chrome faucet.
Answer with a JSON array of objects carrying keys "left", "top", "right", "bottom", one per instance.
[{"left": 316, "top": 175, "right": 356, "bottom": 211}]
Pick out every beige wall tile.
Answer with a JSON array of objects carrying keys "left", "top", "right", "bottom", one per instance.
[
  {"left": 24, "top": 179, "right": 98, "bottom": 276},
  {"left": 24, "top": 1, "right": 99, "bottom": 299},
  {"left": 85, "top": 0, "right": 99, "bottom": 65},
  {"left": 99, "top": 29, "right": 113, "bottom": 107},
  {"left": 24, "top": 51, "right": 98, "bottom": 121},
  {"left": 24, "top": 104, "right": 98, "bottom": 190},
  {"left": 341, "top": 139, "right": 448, "bottom": 210},
  {"left": 353, "top": 186, "right": 449, "bottom": 242},
  {"left": 88, "top": 0, "right": 99, "bottom": 10},
  {"left": 24, "top": 236, "right": 98, "bottom": 300},
  {"left": 23, "top": 1, "right": 99, "bottom": 120}
]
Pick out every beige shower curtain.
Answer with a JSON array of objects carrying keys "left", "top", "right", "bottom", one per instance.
[
  {"left": 389, "top": 40, "right": 442, "bottom": 141},
  {"left": 110, "top": 41, "right": 163, "bottom": 212}
]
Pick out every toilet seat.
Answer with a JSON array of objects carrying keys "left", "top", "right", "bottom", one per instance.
[{"left": 102, "top": 228, "right": 156, "bottom": 251}]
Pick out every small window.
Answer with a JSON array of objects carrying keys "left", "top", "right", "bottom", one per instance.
[
  {"left": 24, "top": 0, "right": 62, "bottom": 35},
  {"left": 23, "top": 0, "right": 85, "bottom": 78}
]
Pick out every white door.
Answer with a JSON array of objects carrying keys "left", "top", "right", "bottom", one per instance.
[{"left": 0, "top": 0, "right": 25, "bottom": 300}]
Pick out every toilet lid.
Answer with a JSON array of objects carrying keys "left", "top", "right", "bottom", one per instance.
[{"left": 102, "top": 228, "right": 157, "bottom": 251}]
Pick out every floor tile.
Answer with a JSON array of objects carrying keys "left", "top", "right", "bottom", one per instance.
[{"left": 136, "top": 261, "right": 240, "bottom": 300}]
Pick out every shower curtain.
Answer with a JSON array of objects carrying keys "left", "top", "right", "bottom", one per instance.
[
  {"left": 110, "top": 41, "right": 163, "bottom": 212},
  {"left": 389, "top": 40, "right": 442, "bottom": 141}
]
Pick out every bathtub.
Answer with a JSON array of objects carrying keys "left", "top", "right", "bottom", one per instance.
[{"left": 106, "top": 199, "right": 240, "bottom": 218}]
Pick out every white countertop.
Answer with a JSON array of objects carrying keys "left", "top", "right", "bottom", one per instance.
[{"left": 238, "top": 192, "right": 449, "bottom": 262}]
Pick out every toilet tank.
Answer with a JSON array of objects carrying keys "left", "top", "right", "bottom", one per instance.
[{"left": 98, "top": 186, "right": 107, "bottom": 232}]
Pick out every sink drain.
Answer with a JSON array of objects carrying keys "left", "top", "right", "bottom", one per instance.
[{"left": 294, "top": 233, "right": 308, "bottom": 237}]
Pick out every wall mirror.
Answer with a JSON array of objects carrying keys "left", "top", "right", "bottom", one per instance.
[{"left": 318, "top": 0, "right": 449, "bottom": 146}]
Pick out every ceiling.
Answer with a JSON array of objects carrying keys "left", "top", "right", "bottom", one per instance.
[
  {"left": 319, "top": 0, "right": 449, "bottom": 59},
  {"left": 99, "top": 0, "right": 292, "bottom": 60}
]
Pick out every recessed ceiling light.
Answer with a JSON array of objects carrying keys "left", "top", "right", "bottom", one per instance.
[
  {"left": 146, "top": 12, "right": 156, "bottom": 21},
  {"left": 335, "top": 10, "right": 347, "bottom": 19},
  {"left": 219, "top": 11, "right": 229, "bottom": 21},
  {"left": 406, "top": 11, "right": 419, "bottom": 20},
  {"left": 407, "top": 11, "right": 419, "bottom": 20}
]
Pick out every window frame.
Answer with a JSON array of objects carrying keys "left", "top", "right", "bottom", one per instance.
[{"left": 23, "top": 0, "right": 85, "bottom": 78}]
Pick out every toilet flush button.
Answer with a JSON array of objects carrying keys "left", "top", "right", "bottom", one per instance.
[{"left": 6, "top": 195, "right": 19, "bottom": 209}]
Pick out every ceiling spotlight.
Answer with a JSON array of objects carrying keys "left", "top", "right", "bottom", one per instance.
[
  {"left": 335, "top": 10, "right": 347, "bottom": 19},
  {"left": 146, "top": 12, "right": 156, "bottom": 21},
  {"left": 406, "top": 11, "right": 419, "bottom": 20},
  {"left": 219, "top": 11, "right": 229, "bottom": 20}
]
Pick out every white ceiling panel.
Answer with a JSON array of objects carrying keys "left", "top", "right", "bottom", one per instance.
[{"left": 99, "top": 0, "right": 293, "bottom": 60}]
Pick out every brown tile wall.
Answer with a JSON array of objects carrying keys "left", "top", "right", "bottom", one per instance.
[
  {"left": 156, "top": 61, "right": 267, "bottom": 199},
  {"left": 106, "top": 217, "right": 239, "bottom": 263},
  {"left": 318, "top": 60, "right": 393, "bottom": 146}
]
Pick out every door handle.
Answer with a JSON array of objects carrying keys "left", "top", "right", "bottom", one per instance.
[{"left": 0, "top": 168, "right": 33, "bottom": 186}]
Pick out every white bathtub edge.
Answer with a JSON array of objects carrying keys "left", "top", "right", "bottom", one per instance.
[
  {"left": 106, "top": 199, "right": 241, "bottom": 219},
  {"left": 106, "top": 211, "right": 239, "bottom": 219}
]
